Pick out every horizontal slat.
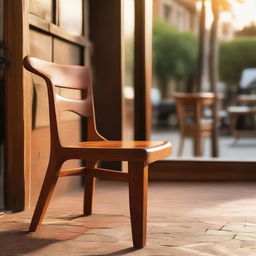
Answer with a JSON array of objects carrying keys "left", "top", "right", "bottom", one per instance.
[
  {"left": 29, "top": 13, "right": 92, "bottom": 48},
  {"left": 29, "top": 13, "right": 49, "bottom": 32},
  {"left": 59, "top": 167, "right": 128, "bottom": 181},
  {"left": 59, "top": 167, "right": 85, "bottom": 177},
  {"left": 50, "top": 24, "right": 92, "bottom": 48}
]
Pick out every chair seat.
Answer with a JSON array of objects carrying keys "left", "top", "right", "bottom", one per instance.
[
  {"left": 227, "top": 106, "right": 256, "bottom": 114},
  {"left": 65, "top": 140, "right": 172, "bottom": 163}
]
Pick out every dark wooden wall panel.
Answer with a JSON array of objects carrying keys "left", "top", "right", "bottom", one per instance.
[
  {"left": 4, "top": 0, "right": 31, "bottom": 211},
  {"left": 53, "top": 38, "right": 82, "bottom": 122},
  {"left": 28, "top": 1, "right": 86, "bottom": 207},
  {"left": 29, "top": 0, "right": 52, "bottom": 22},
  {"left": 134, "top": 0, "right": 152, "bottom": 140},
  {"left": 30, "top": 29, "right": 52, "bottom": 127},
  {"left": 30, "top": 123, "right": 82, "bottom": 206},
  {"left": 89, "top": 0, "right": 122, "bottom": 141}
]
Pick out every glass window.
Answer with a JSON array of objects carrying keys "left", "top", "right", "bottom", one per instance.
[
  {"left": 163, "top": 4, "right": 172, "bottom": 24},
  {"left": 59, "top": 0, "right": 83, "bottom": 35}
]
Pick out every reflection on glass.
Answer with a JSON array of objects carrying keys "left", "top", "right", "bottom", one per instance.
[{"left": 59, "top": 0, "right": 83, "bottom": 35}]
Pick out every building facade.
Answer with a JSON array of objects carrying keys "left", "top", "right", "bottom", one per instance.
[{"left": 153, "top": 0, "right": 199, "bottom": 33}]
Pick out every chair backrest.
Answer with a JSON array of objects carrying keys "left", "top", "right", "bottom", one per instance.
[
  {"left": 23, "top": 56, "right": 103, "bottom": 148},
  {"left": 172, "top": 92, "right": 215, "bottom": 134}
]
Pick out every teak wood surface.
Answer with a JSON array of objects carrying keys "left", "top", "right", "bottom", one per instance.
[
  {"left": 23, "top": 56, "right": 172, "bottom": 248},
  {"left": 3, "top": 0, "right": 31, "bottom": 211}
]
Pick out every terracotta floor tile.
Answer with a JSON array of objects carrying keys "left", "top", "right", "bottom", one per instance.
[
  {"left": 235, "top": 233, "right": 256, "bottom": 242},
  {"left": 1, "top": 181, "right": 256, "bottom": 255}
]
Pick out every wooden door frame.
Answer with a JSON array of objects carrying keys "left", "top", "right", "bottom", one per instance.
[
  {"left": 4, "top": 0, "right": 31, "bottom": 211},
  {"left": 134, "top": 0, "right": 256, "bottom": 179},
  {"left": 134, "top": 0, "right": 152, "bottom": 141}
]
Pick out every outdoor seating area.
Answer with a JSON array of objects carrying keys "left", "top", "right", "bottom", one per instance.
[
  {"left": 172, "top": 92, "right": 216, "bottom": 157},
  {"left": 228, "top": 95, "right": 256, "bottom": 141},
  {"left": 152, "top": 92, "right": 256, "bottom": 159}
]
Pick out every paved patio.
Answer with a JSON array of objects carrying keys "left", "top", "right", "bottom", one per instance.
[
  {"left": 1, "top": 180, "right": 256, "bottom": 255},
  {"left": 152, "top": 130, "right": 256, "bottom": 160}
]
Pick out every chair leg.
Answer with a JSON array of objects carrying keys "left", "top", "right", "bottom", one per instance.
[
  {"left": 83, "top": 161, "right": 97, "bottom": 215},
  {"left": 128, "top": 162, "right": 148, "bottom": 249},
  {"left": 193, "top": 134, "right": 201, "bottom": 157},
  {"left": 29, "top": 161, "right": 60, "bottom": 232},
  {"left": 178, "top": 135, "right": 184, "bottom": 157}
]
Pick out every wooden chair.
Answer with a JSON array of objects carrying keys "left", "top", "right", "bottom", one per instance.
[
  {"left": 172, "top": 92, "right": 216, "bottom": 157},
  {"left": 23, "top": 56, "right": 172, "bottom": 248},
  {"left": 227, "top": 106, "right": 256, "bottom": 141}
]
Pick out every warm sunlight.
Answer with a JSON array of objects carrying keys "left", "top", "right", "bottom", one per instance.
[
  {"left": 124, "top": 0, "right": 134, "bottom": 37},
  {"left": 196, "top": 0, "right": 256, "bottom": 30},
  {"left": 230, "top": 0, "right": 256, "bottom": 29}
]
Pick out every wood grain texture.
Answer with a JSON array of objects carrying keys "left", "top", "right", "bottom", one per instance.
[
  {"left": 29, "top": 22, "right": 83, "bottom": 206},
  {"left": 29, "top": 158, "right": 61, "bottom": 231},
  {"left": 29, "top": 0, "right": 52, "bottom": 22},
  {"left": 149, "top": 160, "right": 256, "bottom": 181},
  {"left": 134, "top": 0, "right": 152, "bottom": 141},
  {"left": 129, "top": 162, "right": 148, "bottom": 248},
  {"left": 59, "top": 167, "right": 128, "bottom": 181},
  {"left": 28, "top": 13, "right": 92, "bottom": 47},
  {"left": 4, "top": 0, "right": 31, "bottom": 211},
  {"left": 89, "top": 0, "right": 122, "bottom": 141},
  {"left": 23, "top": 56, "right": 171, "bottom": 248},
  {"left": 30, "top": 122, "right": 81, "bottom": 207},
  {"left": 65, "top": 141, "right": 171, "bottom": 163},
  {"left": 83, "top": 161, "right": 96, "bottom": 215}
]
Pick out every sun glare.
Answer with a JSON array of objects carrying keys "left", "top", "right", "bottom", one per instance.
[
  {"left": 232, "top": 0, "right": 256, "bottom": 29},
  {"left": 124, "top": 0, "right": 134, "bottom": 37},
  {"left": 197, "top": 0, "right": 256, "bottom": 30}
]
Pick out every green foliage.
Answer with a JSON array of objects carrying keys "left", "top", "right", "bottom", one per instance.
[
  {"left": 153, "top": 20, "right": 198, "bottom": 85},
  {"left": 219, "top": 38, "right": 256, "bottom": 85}
]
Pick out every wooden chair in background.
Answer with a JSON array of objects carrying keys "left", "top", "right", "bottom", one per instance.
[
  {"left": 228, "top": 95, "right": 256, "bottom": 142},
  {"left": 23, "top": 56, "right": 171, "bottom": 248},
  {"left": 173, "top": 92, "right": 216, "bottom": 157}
]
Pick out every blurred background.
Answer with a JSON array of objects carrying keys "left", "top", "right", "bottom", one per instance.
[{"left": 150, "top": 0, "right": 256, "bottom": 160}]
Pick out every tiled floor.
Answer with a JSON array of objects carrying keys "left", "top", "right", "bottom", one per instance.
[{"left": 1, "top": 180, "right": 256, "bottom": 255}]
